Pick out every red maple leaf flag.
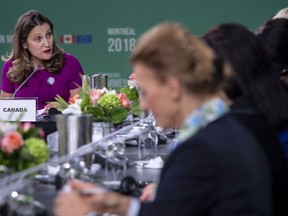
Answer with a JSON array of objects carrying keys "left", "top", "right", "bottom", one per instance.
[{"left": 60, "top": 35, "right": 76, "bottom": 44}]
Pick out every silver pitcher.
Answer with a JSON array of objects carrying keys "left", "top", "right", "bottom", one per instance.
[
  {"left": 56, "top": 114, "right": 93, "bottom": 166},
  {"left": 91, "top": 74, "right": 108, "bottom": 89},
  {"left": 83, "top": 74, "right": 108, "bottom": 89}
]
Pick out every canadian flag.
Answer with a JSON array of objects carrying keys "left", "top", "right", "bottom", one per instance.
[{"left": 60, "top": 35, "right": 76, "bottom": 44}]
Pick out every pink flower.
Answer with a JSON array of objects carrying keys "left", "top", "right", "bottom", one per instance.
[
  {"left": 39, "top": 129, "right": 45, "bottom": 139},
  {"left": 129, "top": 73, "right": 136, "bottom": 81},
  {"left": 118, "top": 93, "right": 130, "bottom": 108},
  {"left": 90, "top": 89, "right": 103, "bottom": 106},
  {"left": 1, "top": 131, "right": 24, "bottom": 154},
  {"left": 20, "top": 122, "right": 34, "bottom": 132}
]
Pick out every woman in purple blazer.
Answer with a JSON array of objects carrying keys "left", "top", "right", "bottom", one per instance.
[{"left": 0, "top": 10, "right": 83, "bottom": 110}]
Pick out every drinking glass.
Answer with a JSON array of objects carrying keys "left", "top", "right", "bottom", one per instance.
[
  {"left": 138, "top": 114, "right": 158, "bottom": 160},
  {"left": 103, "top": 137, "right": 127, "bottom": 183}
]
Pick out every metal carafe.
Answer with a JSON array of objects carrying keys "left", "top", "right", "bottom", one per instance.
[{"left": 56, "top": 114, "right": 93, "bottom": 161}]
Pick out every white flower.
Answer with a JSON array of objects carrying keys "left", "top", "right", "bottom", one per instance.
[
  {"left": 128, "top": 80, "right": 137, "bottom": 90},
  {"left": 105, "top": 88, "right": 116, "bottom": 94},
  {"left": 62, "top": 99, "right": 83, "bottom": 114}
]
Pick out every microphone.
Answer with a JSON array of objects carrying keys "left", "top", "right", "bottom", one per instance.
[
  {"left": 12, "top": 65, "right": 41, "bottom": 98},
  {"left": 38, "top": 107, "right": 61, "bottom": 121},
  {"left": 48, "top": 107, "right": 62, "bottom": 115}
]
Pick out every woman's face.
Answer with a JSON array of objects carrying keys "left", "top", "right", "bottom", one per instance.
[
  {"left": 22, "top": 23, "right": 53, "bottom": 65},
  {"left": 134, "top": 63, "right": 179, "bottom": 129}
]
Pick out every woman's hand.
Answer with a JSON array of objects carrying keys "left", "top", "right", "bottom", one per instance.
[
  {"left": 54, "top": 180, "right": 132, "bottom": 216},
  {"left": 0, "top": 90, "right": 13, "bottom": 98},
  {"left": 44, "top": 101, "right": 63, "bottom": 114},
  {"left": 54, "top": 191, "right": 93, "bottom": 216},
  {"left": 139, "top": 183, "right": 156, "bottom": 202}
]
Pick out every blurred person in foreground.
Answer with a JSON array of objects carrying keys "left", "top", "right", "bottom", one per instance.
[
  {"left": 203, "top": 23, "right": 288, "bottom": 216},
  {"left": 54, "top": 23, "right": 273, "bottom": 216},
  {"left": 0, "top": 10, "right": 83, "bottom": 110}
]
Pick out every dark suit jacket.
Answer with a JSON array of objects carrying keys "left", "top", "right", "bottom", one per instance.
[
  {"left": 231, "top": 96, "right": 288, "bottom": 216},
  {"left": 139, "top": 114, "right": 272, "bottom": 216}
]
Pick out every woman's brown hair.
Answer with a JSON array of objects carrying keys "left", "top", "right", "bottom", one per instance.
[
  {"left": 130, "top": 23, "right": 230, "bottom": 96},
  {"left": 2, "top": 10, "right": 65, "bottom": 83}
]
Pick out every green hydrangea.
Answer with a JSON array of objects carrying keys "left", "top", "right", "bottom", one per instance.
[
  {"left": 25, "top": 137, "right": 49, "bottom": 164},
  {"left": 98, "top": 93, "right": 121, "bottom": 109}
]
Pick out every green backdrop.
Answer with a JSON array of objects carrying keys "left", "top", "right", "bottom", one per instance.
[{"left": 0, "top": 0, "right": 287, "bottom": 88}]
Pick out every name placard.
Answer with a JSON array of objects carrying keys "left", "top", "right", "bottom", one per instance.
[{"left": 0, "top": 98, "right": 37, "bottom": 122}]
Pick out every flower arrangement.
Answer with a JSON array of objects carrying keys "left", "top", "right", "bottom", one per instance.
[
  {"left": 119, "top": 73, "right": 140, "bottom": 116},
  {"left": 55, "top": 73, "right": 140, "bottom": 124},
  {"left": 0, "top": 122, "right": 49, "bottom": 174}
]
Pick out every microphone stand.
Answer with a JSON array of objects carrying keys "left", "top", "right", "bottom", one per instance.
[{"left": 12, "top": 65, "right": 40, "bottom": 98}]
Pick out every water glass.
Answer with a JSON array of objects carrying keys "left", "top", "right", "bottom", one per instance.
[
  {"left": 46, "top": 131, "right": 59, "bottom": 165},
  {"left": 92, "top": 122, "right": 113, "bottom": 142},
  {"left": 104, "top": 137, "right": 127, "bottom": 182},
  {"left": 138, "top": 129, "right": 158, "bottom": 160}
]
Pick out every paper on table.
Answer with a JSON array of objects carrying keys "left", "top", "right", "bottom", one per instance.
[{"left": 37, "top": 108, "right": 46, "bottom": 116}]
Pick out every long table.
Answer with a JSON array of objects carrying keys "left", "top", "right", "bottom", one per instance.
[{"left": 33, "top": 144, "right": 170, "bottom": 216}]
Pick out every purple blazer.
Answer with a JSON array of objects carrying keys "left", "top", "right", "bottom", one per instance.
[{"left": 1, "top": 53, "right": 84, "bottom": 109}]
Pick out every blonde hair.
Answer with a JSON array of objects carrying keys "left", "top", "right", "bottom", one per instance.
[
  {"left": 131, "top": 22, "right": 230, "bottom": 96},
  {"left": 2, "top": 10, "right": 65, "bottom": 83},
  {"left": 273, "top": 7, "right": 288, "bottom": 19}
]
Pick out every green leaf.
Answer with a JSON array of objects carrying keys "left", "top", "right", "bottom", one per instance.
[
  {"left": 110, "top": 107, "right": 129, "bottom": 124},
  {"left": 19, "top": 146, "right": 33, "bottom": 161},
  {"left": 119, "top": 86, "right": 138, "bottom": 100},
  {"left": 55, "top": 94, "right": 69, "bottom": 109},
  {"left": 131, "top": 100, "right": 140, "bottom": 116},
  {"left": 80, "top": 91, "right": 92, "bottom": 111},
  {"left": 0, "top": 152, "right": 13, "bottom": 167},
  {"left": 21, "top": 128, "right": 42, "bottom": 139},
  {"left": 83, "top": 105, "right": 105, "bottom": 117}
]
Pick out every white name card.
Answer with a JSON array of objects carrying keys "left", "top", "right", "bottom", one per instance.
[{"left": 0, "top": 98, "right": 37, "bottom": 122}]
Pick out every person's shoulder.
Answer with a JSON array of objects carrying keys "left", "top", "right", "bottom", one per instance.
[
  {"left": 2, "top": 59, "right": 13, "bottom": 72},
  {"left": 187, "top": 113, "right": 251, "bottom": 144},
  {"left": 62, "top": 53, "right": 83, "bottom": 75},
  {"left": 195, "top": 113, "right": 264, "bottom": 154},
  {"left": 198, "top": 113, "right": 241, "bottom": 133},
  {"left": 64, "top": 53, "right": 80, "bottom": 63},
  {"left": 3, "top": 59, "right": 13, "bottom": 67},
  {"left": 177, "top": 114, "right": 238, "bottom": 147}
]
